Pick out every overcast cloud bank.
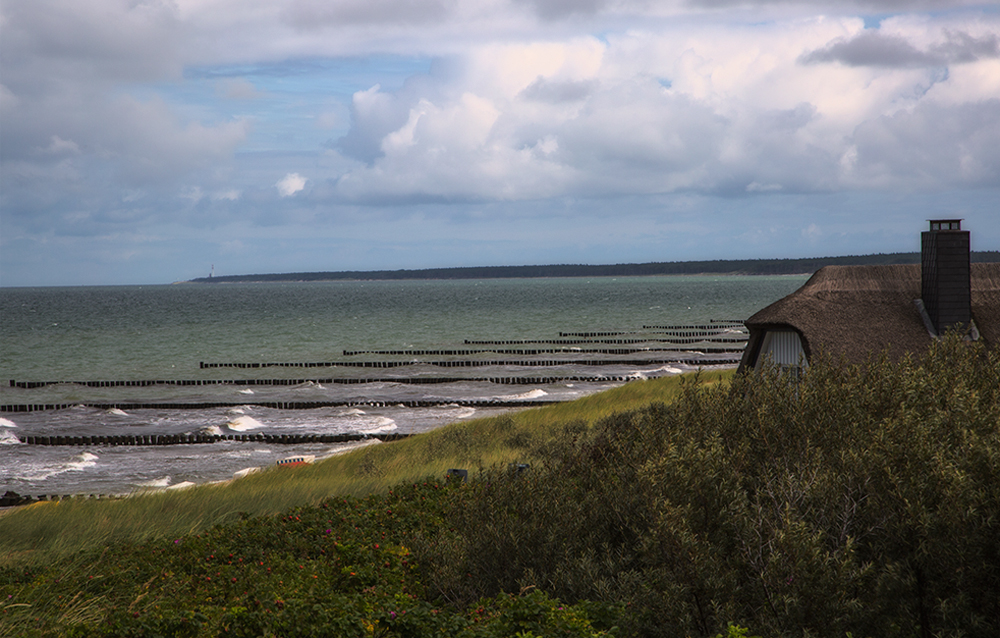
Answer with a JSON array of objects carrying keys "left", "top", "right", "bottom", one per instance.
[{"left": 1, "top": 0, "right": 997, "bottom": 286}]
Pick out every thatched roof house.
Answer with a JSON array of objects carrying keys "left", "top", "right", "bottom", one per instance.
[{"left": 739, "top": 221, "right": 1000, "bottom": 372}]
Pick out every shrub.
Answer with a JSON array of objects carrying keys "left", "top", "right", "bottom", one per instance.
[{"left": 417, "top": 335, "right": 1000, "bottom": 637}]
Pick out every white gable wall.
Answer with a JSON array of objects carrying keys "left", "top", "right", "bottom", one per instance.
[{"left": 756, "top": 330, "right": 807, "bottom": 370}]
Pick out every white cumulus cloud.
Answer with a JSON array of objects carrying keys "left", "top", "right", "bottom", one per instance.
[
  {"left": 326, "top": 15, "right": 1000, "bottom": 203},
  {"left": 276, "top": 172, "right": 308, "bottom": 196}
]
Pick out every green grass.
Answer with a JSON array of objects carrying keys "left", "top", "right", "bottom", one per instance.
[{"left": 0, "top": 370, "right": 732, "bottom": 567}]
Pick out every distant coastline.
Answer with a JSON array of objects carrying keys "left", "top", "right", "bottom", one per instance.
[{"left": 187, "top": 251, "right": 1000, "bottom": 283}]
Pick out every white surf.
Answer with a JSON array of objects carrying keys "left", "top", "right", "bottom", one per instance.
[
  {"left": 494, "top": 388, "right": 548, "bottom": 401},
  {"left": 227, "top": 415, "right": 265, "bottom": 432}
]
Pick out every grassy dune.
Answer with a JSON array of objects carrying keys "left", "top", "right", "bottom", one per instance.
[{"left": 0, "top": 369, "right": 732, "bottom": 567}]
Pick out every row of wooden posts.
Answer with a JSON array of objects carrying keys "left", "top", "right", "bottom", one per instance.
[
  {"left": 6, "top": 360, "right": 740, "bottom": 394},
  {"left": 15, "top": 432, "right": 411, "bottom": 446},
  {"left": 197, "top": 356, "right": 743, "bottom": 369}
]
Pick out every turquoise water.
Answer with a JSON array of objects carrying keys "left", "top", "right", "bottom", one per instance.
[{"left": 0, "top": 275, "right": 806, "bottom": 496}]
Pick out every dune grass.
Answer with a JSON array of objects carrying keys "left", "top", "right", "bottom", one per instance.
[{"left": 0, "top": 370, "right": 732, "bottom": 567}]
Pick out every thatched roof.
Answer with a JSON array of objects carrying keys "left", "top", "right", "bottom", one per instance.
[{"left": 739, "top": 263, "right": 1000, "bottom": 370}]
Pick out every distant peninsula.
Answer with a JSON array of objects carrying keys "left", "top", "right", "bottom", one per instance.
[{"left": 188, "top": 251, "right": 1000, "bottom": 283}]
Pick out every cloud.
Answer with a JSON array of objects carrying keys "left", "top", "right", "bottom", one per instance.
[
  {"left": 519, "top": 77, "right": 597, "bottom": 102},
  {"left": 38, "top": 135, "right": 81, "bottom": 156},
  {"left": 335, "top": 84, "right": 412, "bottom": 164},
  {"left": 282, "top": 0, "right": 452, "bottom": 28},
  {"left": 0, "top": 2, "right": 250, "bottom": 184},
  {"left": 3, "top": 0, "right": 1000, "bottom": 287},
  {"left": 849, "top": 98, "right": 1000, "bottom": 187},
  {"left": 678, "top": 0, "right": 983, "bottom": 10},
  {"left": 315, "top": 112, "right": 339, "bottom": 129},
  {"left": 801, "top": 28, "right": 1000, "bottom": 68},
  {"left": 512, "top": 0, "right": 608, "bottom": 21},
  {"left": 213, "top": 189, "right": 242, "bottom": 201},
  {"left": 216, "top": 78, "right": 265, "bottom": 100},
  {"left": 277, "top": 172, "right": 308, "bottom": 196},
  {"left": 321, "top": 16, "right": 1000, "bottom": 204},
  {"left": 0, "top": 0, "right": 182, "bottom": 87}
]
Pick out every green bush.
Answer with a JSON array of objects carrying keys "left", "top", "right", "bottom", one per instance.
[
  {"left": 1, "top": 480, "right": 617, "bottom": 637},
  {"left": 418, "top": 335, "right": 1000, "bottom": 637}
]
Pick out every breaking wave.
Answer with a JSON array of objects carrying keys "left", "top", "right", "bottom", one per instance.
[
  {"left": 24, "top": 451, "right": 100, "bottom": 481},
  {"left": 227, "top": 415, "right": 265, "bottom": 432},
  {"left": 494, "top": 388, "right": 548, "bottom": 401},
  {"left": 355, "top": 416, "right": 397, "bottom": 434},
  {"left": 136, "top": 476, "right": 171, "bottom": 488},
  {"left": 294, "top": 381, "right": 326, "bottom": 390}
]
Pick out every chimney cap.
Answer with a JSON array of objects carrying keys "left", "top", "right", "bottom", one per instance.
[{"left": 928, "top": 219, "right": 963, "bottom": 231}]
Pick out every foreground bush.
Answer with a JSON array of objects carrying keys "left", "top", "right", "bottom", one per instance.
[
  {"left": 2, "top": 336, "right": 997, "bottom": 637},
  {"left": 1, "top": 481, "right": 618, "bottom": 637},
  {"left": 419, "top": 335, "right": 1000, "bottom": 637}
]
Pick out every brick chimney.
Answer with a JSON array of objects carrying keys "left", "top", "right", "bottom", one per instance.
[{"left": 921, "top": 219, "right": 971, "bottom": 335}]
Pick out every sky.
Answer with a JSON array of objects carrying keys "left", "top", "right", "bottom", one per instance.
[{"left": 1, "top": 0, "right": 998, "bottom": 287}]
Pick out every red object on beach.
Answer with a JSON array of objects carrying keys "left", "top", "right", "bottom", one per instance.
[{"left": 276, "top": 455, "right": 315, "bottom": 468}]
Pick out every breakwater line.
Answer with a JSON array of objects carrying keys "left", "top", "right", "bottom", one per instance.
[
  {"left": 465, "top": 338, "right": 747, "bottom": 345},
  {"left": 642, "top": 322, "right": 746, "bottom": 330},
  {"left": 6, "top": 375, "right": 631, "bottom": 390},
  {"left": 1, "top": 397, "right": 568, "bottom": 413},
  {"left": 13, "top": 431, "right": 411, "bottom": 446},
  {"left": 197, "top": 357, "right": 742, "bottom": 370},
  {"left": 559, "top": 330, "right": 746, "bottom": 338},
  {"left": 8, "top": 358, "right": 741, "bottom": 390},
  {"left": 340, "top": 347, "right": 747, "bottom": 357}
]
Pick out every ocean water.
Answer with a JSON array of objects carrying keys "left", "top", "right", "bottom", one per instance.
[{"left": 0, "top": 276, "right": 806, "bottom": 497}]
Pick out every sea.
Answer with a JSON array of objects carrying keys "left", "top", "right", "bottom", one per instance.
[{"left": 0, "top": 275, "right": 806, "bottom": 498}]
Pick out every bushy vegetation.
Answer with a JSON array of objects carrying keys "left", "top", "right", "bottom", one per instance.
[
  {"left": 0, "top": 478, "right": 621, "bottom": 637},
  {"left": 2, "top": 336, "right": 998, "bottom": 637},
  {"left": 420, "top": 336, "right": 1000, "bottom": 637}
]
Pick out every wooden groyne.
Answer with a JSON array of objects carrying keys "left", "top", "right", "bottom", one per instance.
[
  {"left": 341, "top": 347, "right": 747, "bottom": 357},
  {"left": 6, "top": 361, "right": 741, "bottom": 393},
  {"left": 558, "top": 330, "right": 746, "bottom": 338},
  {"left": 12, "top": 431, "right": 412, "bottom": 446},
  {"left": 197, "top": 357, "right": 741, "bottom": 370},
  {"left": 0, "top": 397, "right": 578, "bottom": 413},
  {"left": 642, "top": 322, "right": 746, "bottom": 330},
  {"left": 10, "top": 376, "right": 624, "bottom": 389},
  {"left": 465, "top": 338, "right": 746, "bottom": 345}
]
